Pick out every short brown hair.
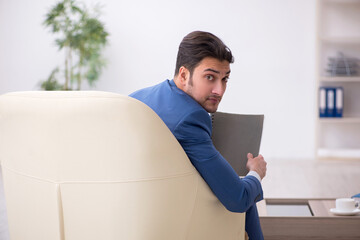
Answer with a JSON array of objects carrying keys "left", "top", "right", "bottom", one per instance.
[{"left": 174, "top": 31, "right": 234, "bottom": 76}]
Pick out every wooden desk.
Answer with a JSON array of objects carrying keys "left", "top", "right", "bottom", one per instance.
[{"left": 258, "top": 199, "right": 360, "bottom": 240}]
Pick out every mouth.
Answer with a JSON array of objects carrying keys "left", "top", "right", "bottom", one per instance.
[{"left": 207, "top": 96, "right": 221, "bottom": 104}]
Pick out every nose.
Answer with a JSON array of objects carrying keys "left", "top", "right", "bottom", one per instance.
[{"left": 212, "top": 80, "right": 226, "bottom": 96}]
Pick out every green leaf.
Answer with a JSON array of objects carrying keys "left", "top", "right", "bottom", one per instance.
[{"left": 42, "top": 0, "right": 109, "bottom": 90}]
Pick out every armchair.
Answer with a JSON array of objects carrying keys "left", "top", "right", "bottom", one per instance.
[{"left": 0, "top": 91, "right": 245, "bottom": 240}]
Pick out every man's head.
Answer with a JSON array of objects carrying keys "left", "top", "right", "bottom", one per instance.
[{"left": 174, "top": 31, "right": 234, "bottom": 113}]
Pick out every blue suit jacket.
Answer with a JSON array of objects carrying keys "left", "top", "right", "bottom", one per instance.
[{"left": 130, "top": 80, "right": 264, "bottom": 240}]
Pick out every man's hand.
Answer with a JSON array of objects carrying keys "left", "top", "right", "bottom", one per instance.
[{"left": 246, "top": 153, "right": 267, "bottom": 180}]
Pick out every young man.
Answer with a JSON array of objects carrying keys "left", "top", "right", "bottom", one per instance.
[{"left": 130, "top": 31, "right": 267, "bottom": 240}]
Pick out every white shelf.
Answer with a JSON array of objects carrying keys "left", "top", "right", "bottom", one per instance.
[
  {"left": 319, "top": 117, "right": 360, "bottom": 123},
  {"left": 320, "top": 76, "right": 360, "bottom": 82},
  {"left": 322, "top": 0, "right": 360, "bottom": 4},
  {"left": 316, "top": 0, "right": 360, "bottom": 160},
  {"left": 318, "top": 148, "right": 360, "bottom": 159},
  {"left": 320, "top": 37, "right": 360, "bottom": 45}
]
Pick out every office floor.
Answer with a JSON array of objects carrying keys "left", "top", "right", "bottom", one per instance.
[{"left": 0, "top": 159, "right": 359, "bottom": 240}]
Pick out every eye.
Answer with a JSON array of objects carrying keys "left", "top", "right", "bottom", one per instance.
[
  {"left": 223, "top": 76, "right": 229, "bottom": 83},
  {"left": 206, "top": 75, "right": 214, "bottom": 81}
]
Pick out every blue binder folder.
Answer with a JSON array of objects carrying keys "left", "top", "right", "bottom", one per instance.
[
  {"left": 319, "top": 86, "right": 344, "bottom": 118},
  {"left": 319, "top": 87, "right": 327, "bottom": 118},
  {"left": 335, "top": 87, "right": 343, "bottom": 118},
  {"left": 326, "top": 88, "right": 335, "bottom": 117}
]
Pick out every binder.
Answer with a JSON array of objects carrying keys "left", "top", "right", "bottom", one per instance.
[
  {"left": 335, "top": 87, "right": 343, "bottom": 118},
  {"left": 319, "top": 87, "right": 327, "bottom": 118},
  {"left": 320, "top": 86, "right": 344, "bottom": 118},
  {"left": 211, "top": 112, "right": 264, "bottom": 176},
  {"left": 326, "top": 88, "right": 335, "bottom": 117}
]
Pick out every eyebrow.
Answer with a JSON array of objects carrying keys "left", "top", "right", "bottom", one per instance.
[{"left": 204, "top": 68, "right": 231, "bottom": 75}]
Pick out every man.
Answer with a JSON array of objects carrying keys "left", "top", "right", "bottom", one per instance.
[{"left": 130, "top": 31, "right": 267, "bottom": 240}]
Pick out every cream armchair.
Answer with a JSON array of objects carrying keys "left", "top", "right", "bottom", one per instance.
[{"left": 0, "top": 91, "right": 245, "bottom": 240}]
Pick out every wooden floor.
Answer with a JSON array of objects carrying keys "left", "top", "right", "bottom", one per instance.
[{"left": 261, "top": 158, "right": 360, "bottom": 199}]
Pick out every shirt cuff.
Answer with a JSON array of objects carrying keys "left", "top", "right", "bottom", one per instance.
[{"left": 246, "top": 170, "right": 262, "bottom": 183}]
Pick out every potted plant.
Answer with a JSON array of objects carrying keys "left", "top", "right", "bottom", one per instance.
[{"left": 41, "top": 0, "right": 109, "bottom": 90}]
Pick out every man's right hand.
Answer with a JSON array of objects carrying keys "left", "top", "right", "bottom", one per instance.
[{"left": 246, "top": 153, "right": 267, "bottom": 179}]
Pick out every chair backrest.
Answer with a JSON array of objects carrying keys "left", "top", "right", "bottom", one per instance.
[{"left": 0, "top": 91, "right": 245, "bottom": 240}]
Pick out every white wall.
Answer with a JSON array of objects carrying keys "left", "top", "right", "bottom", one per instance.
[{"left": 0, "top": 0, "right": 317, "bottom": 161}]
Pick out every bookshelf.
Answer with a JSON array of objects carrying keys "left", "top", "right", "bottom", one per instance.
[
  {"left": 316, "top": 0, "right": 360, "bottom": 159},
  {"left": 319, "top": 117, "right": 360, "bottom": 124},
  {"left": 320, "top": 76, "right": 360, "bottom": 82}
]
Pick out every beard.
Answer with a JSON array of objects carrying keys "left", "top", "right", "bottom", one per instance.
[{"left": 185, "top": 76, "right": 221, "bottom": 113}]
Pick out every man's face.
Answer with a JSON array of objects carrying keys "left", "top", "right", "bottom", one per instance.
[{"left": 183, "top": 57, "right": 230, "bottom": 113}]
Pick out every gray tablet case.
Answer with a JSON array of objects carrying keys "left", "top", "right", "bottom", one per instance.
[{"left": 211, "top": 112, "right": 264, "bottom": 176}]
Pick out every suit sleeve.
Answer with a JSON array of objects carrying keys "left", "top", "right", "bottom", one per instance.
[{"left": 173, "top": 109, "right": 263, "bottom": 213}]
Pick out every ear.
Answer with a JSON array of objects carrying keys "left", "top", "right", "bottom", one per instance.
[{"left": 178, "top": 66, "right": 190, "bottom": 86}]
